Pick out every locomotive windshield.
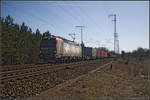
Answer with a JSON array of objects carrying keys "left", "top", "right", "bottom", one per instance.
[
  {"left": 40, "top": 39, "right": 55, "bottom": 46},
  {"left": 40, "top": 39, "right": 56, "bottom": 55}
]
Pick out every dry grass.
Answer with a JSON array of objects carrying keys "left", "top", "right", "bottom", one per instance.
[
  {"left": 33, "top": 58, "right": 149, "bottom": 99},
  {"left": 112, "top": 57, "right": 149, "bottom": 78}
]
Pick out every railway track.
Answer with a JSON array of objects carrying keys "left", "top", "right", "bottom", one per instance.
[
  {"left": 0, "top": 59, "right": 112, "bottom": 82},
  {"left": 0, "top": 59, "right": 103, "bottom": 72},
  {"left": 0, "top": 63, "right": 53, "bottom": 72},
  {"left": 0, "top": 61, "right": 85, "bottom": 72},
  {"left": 1, "top": 58, "right": 114, "bottom": 99}
]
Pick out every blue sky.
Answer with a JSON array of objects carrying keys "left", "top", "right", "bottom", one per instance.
[{"left": 1, "top": 1, "right": 149, "bottom": 52}]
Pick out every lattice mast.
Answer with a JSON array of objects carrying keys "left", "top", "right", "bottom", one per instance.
[{"left": 109, "top": 14, "right": 119, "bottom": 54}]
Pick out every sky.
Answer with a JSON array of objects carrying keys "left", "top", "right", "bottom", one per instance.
[{"left": 1, "top": 1, "right": 149, "bottom": 52}]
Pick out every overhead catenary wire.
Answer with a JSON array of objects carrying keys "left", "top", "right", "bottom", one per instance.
[
  {"left": 3, "top": 2, "right": 107, "bottom": 36},
  {"left": 1, "top": 2, "right": 76, "bottom": 30},
  {"left": 57, "top": 3, "right": 107, "bottom": 37},
  {"left": 52, "top": 2, "right": 107, "bottom": 37},
  {"left": 55, "top": 2, "right": 82, "bottom": 25},
  {"left": 75, "top": 5, "right": 111, "bottom": 47},
  {"left": 77, "top": 6, "right": 107, "bottom": 35},
  {"left": 44, "top": 6, "right": 75, "bottom": 28},
  {"left": 3, "top": 2, "right": 83, "bottom": 42},
  {"left": 2, "top": 2, "right": 112, "bottom": 48},
  {"left": 54, "top": 2, "right": 86, "bottom": 43},
  {"left": 55, "top": 3, "right": 109, "bottom": 46}
]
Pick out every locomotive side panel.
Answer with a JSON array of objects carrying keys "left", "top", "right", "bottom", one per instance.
[
  {"left": 56, "top": 42, "right": 63, "bottom": 58},
  {"left": 74, "top": 45, "right": 82, "bottom": 57},
  {"left": 62, "top": 42, "right": 70, "bottom": 56},
  {"left": 59, "top": 42, "right": 82, "bottom": 58}
]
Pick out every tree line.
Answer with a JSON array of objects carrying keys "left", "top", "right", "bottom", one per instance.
[
  {"left": 0, "top": 15, "right": 46, "bottom": 65},
  {"left": 121, "top": 47, "right": 150, "bottom": 58}
]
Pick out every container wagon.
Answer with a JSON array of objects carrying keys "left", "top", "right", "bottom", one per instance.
[{"left": 96, "top": 49, "right": 108, "bottom": 58}]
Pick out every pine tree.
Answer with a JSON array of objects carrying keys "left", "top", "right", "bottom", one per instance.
[{"left": 1, "top": 15, "right": 42, "bottom": 65}]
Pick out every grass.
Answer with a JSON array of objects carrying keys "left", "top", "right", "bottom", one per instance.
[{"left": 33, "top": 58, "right": 149, "bottom": 99}]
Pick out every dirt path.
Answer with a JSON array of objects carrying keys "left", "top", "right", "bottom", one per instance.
[{"left": 32, "top": 59, "right": 149, "bottom": 99}]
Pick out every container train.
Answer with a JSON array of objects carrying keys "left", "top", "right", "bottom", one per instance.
[{"left": 39, "top": 34, "right": 109, "bottom": 63}]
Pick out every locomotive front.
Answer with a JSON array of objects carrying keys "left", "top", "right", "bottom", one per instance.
[{"left": 39, "top": 36, "right": 57, "bottom": 62}]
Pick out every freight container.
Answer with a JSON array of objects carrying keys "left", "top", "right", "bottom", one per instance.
[{"left": 83, "top": 47, "right": 92, "bottom": 60}]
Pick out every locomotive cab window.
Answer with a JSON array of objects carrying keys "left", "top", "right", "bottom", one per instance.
[{"left": 40, "top": 39, "right": 56, "bottom": 46}]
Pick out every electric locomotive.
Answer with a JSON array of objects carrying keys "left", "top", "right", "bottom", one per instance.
[{"left": 39, "top": 34, "right": 82, "bottom": 63}]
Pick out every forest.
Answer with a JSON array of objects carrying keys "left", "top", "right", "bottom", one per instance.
[
  {"left": 121, "top": 47, "right": 149, "bottom": 58},
  {"left": 1, "top": 15, "right": 43, "bottom": 65}
]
